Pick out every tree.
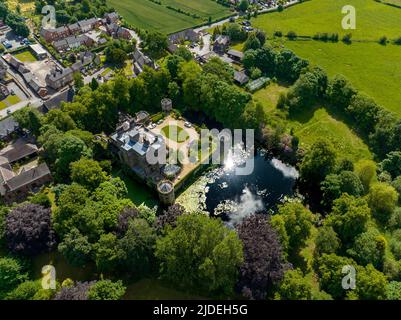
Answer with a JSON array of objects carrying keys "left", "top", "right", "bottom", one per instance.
[
  {"left": 314, "top": 226, "right": 341, "bottom": 257},
  {"left": 275, "top": 269, "right": 313, "bottom": 300},
  {"left": 155, "top": 204, "right": 185, "bottom": 232},
  {"left": 316, "top": 253, "right": 356, "bottom": 299},
  {"left": 118, "top": 218, "right": 157, "bottom": 274},
  {"left": 93, "top": 233, "right": 122, "bottom": 273},
  {"left": 347, "top": 93, "right": 380, "bottom": 134},
  {"left": 355, "top": 159, "right": 377, "bottom": 192},
  {"left": 326, "top": 194, "right": 370, "bottom": 245},
  {"left": 386, "top": 281, "right": 401, "bottom": 300},
  {"left": 105, "top": 48, "right": 127, "bottom": 66},
  {"left": 300, "top": 139, "right": 337, "bottom": 189},
  {"left": 326, "top": 75, "right": 356, "bottom": 111},
  {"left": 355, "top": 264, "right": 387, "bottom": 300},
  {"left": 347, "top": 229, "right": 386, "bottom": 269},
  {"left": 143, "top": 31, "right": 168, "bottom": 58},
  {"left": 54, "top": 135, "right": 92, "bottom": 181},
  {"left": 90, "top": 78, "right": 99, "bottom": 91},
  {"left": 54, "top": 281, "right": 95, "bottom": 300},
  {"left": 5, "top": 280, "right": 42, "bottom": 300},
  {"left": 5, "top": 204, "right": 56, "bottom": 256},
  {"left": 13, "top": 106, "right": 43, "bottom": 136},
  {"left": 45, "top": 109, "right": 76, "bottom": 132},
  {"left": 380, "top": 151, "right": 401, "bottom": 179},
  {"left": 155, "top": 214, "right": 243, "bottom": 296},
  {"left": 243, "top": 33, "right": 261, "bottom": 51},
  {"left": 368, "top": 182, "right": 398, "bottom": 224},
  {"left": 70, "top": 158, "right": 108, "bottom": 191},
  {"left": 58, "top": 228, "right": 92, "bottom": 267},
  {"left": 236, "top": 214, "right": 285, "bottom": 300},
  {"left": 274, "top": 202, "right": 314, "bottom": 256},
  {"left": 0, "top": 257, "right": 28, "bottom": 299},
  {"left": 202, "top": 57, "right": 234, "bottom": 83},
  {"left": 87, "top": 280, "right": 126, "bottom": 300},
  {"left": 73, "top": 72, "right": 84, "bottom": 90},
  {"left": 238, "top": 0, "right": 249, "bottom": 12}
]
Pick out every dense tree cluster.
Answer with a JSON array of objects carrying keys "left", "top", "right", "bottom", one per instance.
[
  {"left": 236, "top": 214, "right": 285, "bottom": 300},
  {"left": 5, "top": 204, "right": 56, "bottom": 256},
  {"left": 0, "top": 2, "right": 29, "bottom": 36}
]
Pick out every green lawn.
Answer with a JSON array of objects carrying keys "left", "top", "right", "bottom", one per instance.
[
  {"left": 284, "top": 40, "right": 401, "bottom": 116},
  {"left": 255, "top": 84, "right": 372, "bottom": 162},
  {"left": 112, "top": 169, "right": 158, "bottom": 207},
  {"left": 13, "top": 50, "right": 37, "bottom": 63},
  {"left": 252, "top": 0, "right": 401, "bottom": 41},
  {"left": 161, "top": 124, "right": 189, "bottom": 142},
  {"left": 0, "top": 95, "right": 21, "bottom": 110},
  {"left": 107, "top": 0, "right": 231, "bottom": 34}
]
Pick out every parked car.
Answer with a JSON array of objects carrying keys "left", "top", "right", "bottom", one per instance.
[
  {"left": 157, "top": 119, "right": 163, "bottom": 125},
  {"left": 184, "top": 121, "right": 192, "bottom": 128},
  {"left": 2, "top": 40, "right": 12, "bottom": 49}
]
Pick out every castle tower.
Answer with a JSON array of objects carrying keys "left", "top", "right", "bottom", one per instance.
[
  {"left": 161, "top": 98, "right": 173, "bottom": 113},
  {"left": 157, "top": 180, "right": 175, "bottom": 205}
]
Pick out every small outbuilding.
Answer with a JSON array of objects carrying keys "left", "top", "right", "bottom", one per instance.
[{"left": 29, "top": 44, "right": 48, "bottom": 60}]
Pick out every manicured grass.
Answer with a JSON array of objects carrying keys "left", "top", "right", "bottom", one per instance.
[
  {"left": 112, "top": 169, "right": 158, "bottom": 207},
  {"left": 124, "top": 278, "right": 206, "bottom": 300},
  {"left": 284, "top": 40, "right": 401, "bottom": 116},
  {"left": 0, "top": 95, "right": 21, "bottom": 110},
  {"left": 252, "top": 0, "right": 401, "bottom": 41},
  {"left": 107, "top": 0, "right": 231, "bottom": 34},
  {"left": 161, "top": 124, "right": 189, "bottom": 143},
  {"left": 13, "top": 50, "right": 37, "bottom": 63}
]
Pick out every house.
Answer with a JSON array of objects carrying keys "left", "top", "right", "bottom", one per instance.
[
  {"left": 45, "top": 67, "right": 74, "bottom": 90},
  {"left": 7, "top": 55, "right": 23, "bottom": 70},
  {"left": 168, "top": 29, "right": 200, "bottom": 44},
  {"left": 40, "top": 87, "right": 75, "bottom": 113},
  {"left": 0, "top": 84, "right": 9, "bottom": 99},
  {"left": 29, "top": 44, "right": 48, "bottom": 60},
  {"left": 234, "top": 70, "right": 249, "bottom": 86},
  {"left": 0, "top": 140, "right": 52, "bottom": 204},
  {"left": 133, "top": 49, "right": 157, "bottom": 74},
  {"left": 105, "top": 12, "right": 119, "bottom": 24},
  {"left": 0, "top": 117, "right": 19, "bottom": 141},
  {"left": 53, "top": 39, "right": 68, "bottom": 51},
  {"left": 78, "top": 17, "right": 101, "bottom": 33},
  {"left": 40, "top": 26, "right": 70, "bottom": 42},
  {"left": 110, "top": 118, "right": 167, "bottom": 184},
  {"left": 213, "top": 35, "right": 230, "bottom": 54},
  {"left": 0, "top": 60, "right": 7, "bottom": 79},
  {"left": 227, "top": 49, "right": 244, "bottom": 62},
  {"left": 116, "top": 27, "right": 132, "bottom": 40}
]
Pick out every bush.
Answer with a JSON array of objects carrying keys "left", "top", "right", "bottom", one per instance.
[{"left": 286, "top": 31, "right": 297, "bottom": 40}]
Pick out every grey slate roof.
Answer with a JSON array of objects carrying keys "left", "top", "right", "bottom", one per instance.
[
  {"left": 0, "top": 117, "right": 19, "bottom": 139},
  {"left": 5, "top": 162, "right": 51, "bottom": 191}
]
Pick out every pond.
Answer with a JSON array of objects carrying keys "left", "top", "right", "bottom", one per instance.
[{"left": 177, "top": 147, "right": 299, "bottom": 226}]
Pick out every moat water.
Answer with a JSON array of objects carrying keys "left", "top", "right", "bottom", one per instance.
[{"left": 177, "top": 146, "right": 299, "bottom": 226}]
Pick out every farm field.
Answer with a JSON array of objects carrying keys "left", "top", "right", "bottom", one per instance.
[
  {"left": 284, "top": 40, "right": 401, "bottom": 116},
  {"left": 252, "top": 0, "right": 401, "bottom": 41},
  {"left": 107, "top": 0, "right": 232, "bottom": 34}
]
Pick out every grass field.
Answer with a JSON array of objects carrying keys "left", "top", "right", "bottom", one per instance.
[
  {"left": 252, "top": 0, "right": 401, "bottom": 41},
  {"left": 284, "top": 40, "right": 401, "bottom": 116},
  {"left": 0, "top": 95, "right": 22, "bottom": 110},
  {"left": 255, "top": 85, "right": 372, "bottom": 162},
  {"left": 107, "top": 0, "right": 232, "bottom": 34},
  {"left": 6, "top": 0, "right": 35, "bottom": 13},
  {"left": 13, "top": 50, "right": 37, "bottom": 63}
]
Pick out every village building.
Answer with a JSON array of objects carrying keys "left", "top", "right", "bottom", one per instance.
[
  {"left": 29, "top": 44, "right": 48, "bottom": 60},
  {"left": 40, "top": 87, "right": 75, "bottom": 113},
  {"left": 168, "top": 28, "right": 200, "bottom": 45},
  {"left": 234, "top": 70, "right": 250, "bottom": 86},
  {"left": 133, "top": 49, "right": 157, "bottom": 74},
  {"left": 227, "top": 49, "right": 244, "bottom": 62},
  {"left": 213, "top": 35, "right": 230, "bottom": 54},
  {"left": 45, "top": 67, "right": 74, "bottom": 90},
  {"left": 0, "top": 139, "right": 52, "bottom": 204},
  {"left": 0, "top": 117, "right": 20, "bottom": 141},
  {"left": 0, "top": 60, "right": 7, "bottom": 79}
]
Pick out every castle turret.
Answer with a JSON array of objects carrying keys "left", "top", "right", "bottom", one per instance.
[
  {"left": 161, "top": 98, "right": 172, "bottom": 113},
  {"left": 157, "top": 180, "right": 175, "bottom": 205}
]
